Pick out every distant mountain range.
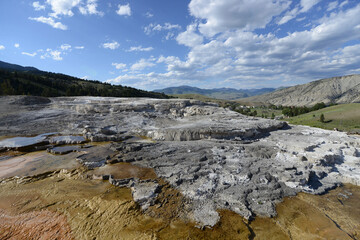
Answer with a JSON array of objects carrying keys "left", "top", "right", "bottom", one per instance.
[
  {"left": 154, "top": 85, "right": 276, "bottom": 100},
  {"left": 240, "top": 75, "right": 360, "bottom": 106},
  {"left": 3, "top": 60, "right": 358, "bottom": 106},
  {"left": 0, "top": 60, "right": 168, "bottom": 99}
]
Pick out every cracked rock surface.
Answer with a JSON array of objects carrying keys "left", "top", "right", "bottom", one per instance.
[{"left": 0, "top": 96, "right": 359, "bottom": 227}]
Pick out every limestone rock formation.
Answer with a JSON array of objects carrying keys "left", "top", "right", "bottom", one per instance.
[{"left": 0, "top": 95, "right": 359, "bottom": 227}]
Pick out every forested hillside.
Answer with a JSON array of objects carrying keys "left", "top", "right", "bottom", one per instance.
[{"left": 0, "top": 67, "right": 168, "bottom": 99}]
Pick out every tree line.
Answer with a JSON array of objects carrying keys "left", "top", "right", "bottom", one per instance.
[
  {"left": 0, "top": 69, "right": 169, "bottom": 99},
  {"left": 281, "top": 102, "right": 329, "bottom": 117}
]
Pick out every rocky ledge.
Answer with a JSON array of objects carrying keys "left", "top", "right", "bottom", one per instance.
[{"left": 0, "top": 96, "right": 359, "bottom": 227}]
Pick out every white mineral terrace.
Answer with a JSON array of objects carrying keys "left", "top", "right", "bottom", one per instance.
[{"left": 0, "top": 96, "right": 359, "bottom": 227}]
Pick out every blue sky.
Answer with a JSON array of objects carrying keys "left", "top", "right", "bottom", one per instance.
[{"left": 0, "top": 0, "right": 360, "bottom": 90}]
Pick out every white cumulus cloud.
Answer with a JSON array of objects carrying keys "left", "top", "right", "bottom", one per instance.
[
  {"left": 112, "top": 63, "right": 127, "bottom": 69},
  {"left": 0, "top": 45, "right": 5, "bottom": 50},
  {"left": 46, "top": 0, "right": 81, "bottom": 17},
  {"left": 131, "top": 58, "right": 156, "bottom": 71},
  {"left": 189, "top": 0, "right": 291, "bottom": 36},
  {"left": 102, "top": 41, "right": 120, "bottom": 50},
  {"left": 14, "top": 43, "right": 20, "bottom": 48},
  {"left": 108, "top": 2, "right": 360, "bottom": 90},
  {"left": 33, "top": 1, "right": 46, "bottom": 11},
  {"left": 48, "top": 49, "right": 63, "bottom": 60},
  {"left": 29, "top": 16, "right": 67, "bottom": 30},
  {"left": 176, "top": 24, "right": 203, "bottom": 47},
  {"left": 116, "top": 3, "right": 131, "bottom": 16},
  {"left": 40, "top": 46, "right": 73, "bottom": 61},
  {"left": 79, "top": 0, "right": 103, "bottom": 16}
]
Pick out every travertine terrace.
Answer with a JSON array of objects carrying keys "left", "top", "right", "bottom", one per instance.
[{"left": 0, "top": 95, "right": 359, "bottom": 227}]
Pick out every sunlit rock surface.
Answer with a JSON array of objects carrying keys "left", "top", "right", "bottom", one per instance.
[{"left": 0, "top": 95, "right": 359, "bottom": 228}]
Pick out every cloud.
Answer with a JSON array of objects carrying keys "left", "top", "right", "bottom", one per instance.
[
  {"left": 43, "top": 49, "right": 63, "bottom": 61},
  {"left": 165, "top": 32, "right": 175, "bottom": 40},
  {"left": 31, "top": 0, "right": 102, "bottom": 29},
  {"left": 79, "top": 0, "right": 103, "bottom": 16},
  {"left": 60, "top": 44, "right": 71, "bottom": 50},
  {"left": 40, "top": 45, "right": 74, "bottom": 61},
  {"left": 176, "top": 24, "right": 203, "bottom": 47},
  {"left": 33, "top": 1, "right": 46, "bottom": 11},
  {"left": 31, "top": 0, "right": 103, "bottom": 20},
  {"left": 144, "top": 23, "right": 181, "bottom": 37},
  {"left": 29, "top": 16, "right": 67, "bottom": 30},
  {"left": 278, "top": 7, "right": 300, "bottom": 25},
  {"left": 278, "top": 0, "right": 322, "bottom": 25},
  {"left": 14, "top": 43, "right": 20, "bottom": 48},
  {"left": 50, "top": 50, "right": 62, "bottom": 60},
  {"left": 0, "top": 45, "right": 5, "bottom": 50},
  {"left": 326, "top": 1, "right": 339, "bottom": 12},
  {"left": 130, "top": 58, "right": 155, "bottom": 71},
  {"left": 74, "top": 46, "right": 85, "bottom": 49},
  {"left": 108, "top": 3, "right": 360, "bottom": 90},
  {"left": 102, "top": 41, "right": 120, "bottom": 50},
  {"left": 21, "top": 52, "right": 37, "bottom": 57},
  {"left": 189, "top": 0, "right": 291, "bottom": 37},
  {"left": 106, "top": 72, "right": 200, "bottom": 90},
  {"left": 145, "top": 11, "right": 153, "bottom": 18},
  {"left": 116, "top": 3, "right": 131, "bottom": 16},
  {"left": 339, "top": 0, "right": 349, "bottom": 8},
  {"left": 300, "top": 0, "right": 321, "bottom": 13},
  {"left": 46, "top": 0, "right": 81, "bottom": 17},
  {"left": 112, "top": 63, "right": 127, "bottom": 69},
  {"left": 81, "top": 76, "right": 89, "bottom": 80},
  {"left": 127, "top": 46, "right": 154, "bottom": 52}
]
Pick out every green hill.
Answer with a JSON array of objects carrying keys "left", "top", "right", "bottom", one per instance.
[
  {"left": 0, "top": 61, "right": 169, "bottom": 99},
  {"left": 287, "top": 103, "right": 360, "bottom": 132}
]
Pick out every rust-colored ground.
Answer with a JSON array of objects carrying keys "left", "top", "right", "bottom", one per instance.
[
  {"left": 0, "top": 168, "right": 359, "bottom": 240},
  {"left": 0, "top": 151, "right": 80, "bottom": 179},
  {"left": 0, "top": 209, "right": 74, "bottom": 240},
  {"left": 91, "top": 162, "right": 158, "bottom": 180}
]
